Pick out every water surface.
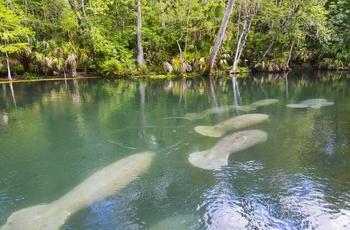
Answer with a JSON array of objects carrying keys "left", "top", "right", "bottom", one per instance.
[{"left": 0, "top": 71, "right": 349, "bottom": 229}]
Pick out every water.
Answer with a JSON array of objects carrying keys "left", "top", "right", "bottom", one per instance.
[{"left": 0, "top": 71, "right": 349, "bottom": 229}]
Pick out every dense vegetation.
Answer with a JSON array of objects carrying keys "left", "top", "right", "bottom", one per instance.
[{"left": 0, "top": 0, "right": 349, "bottom": 79}]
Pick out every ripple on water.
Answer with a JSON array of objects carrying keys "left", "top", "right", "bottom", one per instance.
[{"left": 197, "top": 169, "right": 350, "bottom": 230}]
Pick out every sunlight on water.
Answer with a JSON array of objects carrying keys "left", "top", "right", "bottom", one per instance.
[{"left": 0, "top": 72, "right": 350, "bottom": 229}]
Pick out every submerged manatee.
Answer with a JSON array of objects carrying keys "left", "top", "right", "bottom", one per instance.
[
  {"left": 183, "top": 105, "right": 233, "bottom": 121},
  {"left": 236, "top": 99, "right": 279, "bottom": 112},
  {"left": 149, "top": 214, "right": 201, "bottom": 230},
  {"left": 189, "top": 130, "right": 268, "bottom": 170},
  {"left": 286, "top": 104, "right": 309, "bottom": 109},
  {"left": 1, "top": 152, "right": 155, "bottom": 230},
  {"left": 195, "top": 114, "right": 269, "bottom": 137},
  {"left": 287, "top": 98, "right": 334, "bottom": 109},
  {"left": 170, "top": 99, "right": 277, "bottom": 121}
]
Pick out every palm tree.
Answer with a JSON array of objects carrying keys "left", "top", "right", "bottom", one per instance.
[{"left": 17, "top": 45, "right": 33, "bottom": 73}]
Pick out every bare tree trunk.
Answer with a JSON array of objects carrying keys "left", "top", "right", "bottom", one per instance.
[
  {"left": 175, "top": 39, "right": 186, "bottom": 74},
  {"left": 231, "top": 4, "right": 251, "bottom": 73},
  {"left": 231, "top": 1, "right": 258, "bottom": 73},
  {"left": 137, "top": 0, "right": 145, "bottom": 66},
  {"left": 207, "top": 0, "right": 236, "bottom": 76},
  {"left": 259, "top": 5, "right": 299, "bottom": 62},
  {"left": 6, "top": 51, "right": 12, "bottom": 81},
  {"left": 68, "top": 0, "right": 83, "bottom": 32},
  {"left": 4, "top": 40, "right": 12, "bottom": 81},
  {"left": 260, "top": 39, "right": 275, "bottom": 62},
  {"left": 232, "top": 15, "right": 254, "bottom": 72},
  {"left": 81, "top": 0, "right": 87, "bottom": 18},
  {"left": 159, "top": 0, "right": 165, "bottom": 27},
  {"left": 286, "top": 37, "right": 295, "bottom": 69},
  {"left": 184, "top": 6, "right": 191, "bottom": 53},
  {"left": 232, "top": 20, "right": 247, "bottom": 73}
]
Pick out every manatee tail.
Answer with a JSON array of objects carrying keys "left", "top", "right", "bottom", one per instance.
[
  {"left": 194, "top": 126, "right": 223, "bottom": 137},
  {"left": 188, "top": 150, "right": 228, "bottom": 170},
  {"left": 1, "top": 204, "right": 70, "bottom": 230}
]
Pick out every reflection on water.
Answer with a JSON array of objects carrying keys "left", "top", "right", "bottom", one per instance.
[{"left": 1, "top": 72, "right": 350, "bottom": 229}]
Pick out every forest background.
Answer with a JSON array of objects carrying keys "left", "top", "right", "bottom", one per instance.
[{"left": 0, "top": 0, "right": 349, "bottom": 80}]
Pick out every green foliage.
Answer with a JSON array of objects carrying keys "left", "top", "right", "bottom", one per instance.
[
  {"left": 137, "top": 64, "right": 149, "bottom": 75},
  {"left": 22, "top": 72, "right": 40, "bottom": 79},
  {"left": 98, "top": 60, "right": 125, "bottom": 77},
  {"left": 0, "top": 0, "right": 348, "bottom": 77},
  {"left": 0, "top": 3, "right": 34, "bottom": 54}
]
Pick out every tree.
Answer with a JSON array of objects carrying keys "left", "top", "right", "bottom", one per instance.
[
  {"left": 136, "top": 0, "right": 145, "bottom": 66},
  {"left": 230, "top": 0, "right": 260, "bottom": 73},
  {"left": 320, "top": 0, "right": 350, "bottom": 69},
  {"left": 0, "top": 2, "right": 33, "bottom": 80},
  {"left": 207, "top": 0, "right": 236, "bottom": 76}
]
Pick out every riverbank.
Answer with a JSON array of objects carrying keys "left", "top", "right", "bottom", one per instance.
[
  {"left": 0, "top": 76, "right": 102, "bottom": 84},
  {"left": 0, "top": 71, "right": 103, "bottom": 84}
]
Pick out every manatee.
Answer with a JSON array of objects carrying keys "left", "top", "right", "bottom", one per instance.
[
  {"left": 183, "top": 105, "right": 233, "bottom": 121},
  {"left": 149, "top": 214, "right": 200, "bottom": 230},
  {"left": 1, "top": 152, "right": 155, "bottom": 230},
  {"left": 170, "top": 99, "right": 277, "bottom": 121},
  {"left": 189, "top": 130, "right": 268, "bottom": 170},
  {"left": 287, "top": 98, "right": 334, "bottom": 109},
  {"left": 194, "top": 114, "right": 269, "bottom": 138},
  {"left": 236, "top": 99, "right": 279, "bottom": 112},
  {"left": 300, "top": 98, "right": 328, "bottom": 105},
  {"left": 286, "top": 104, "right": 309, "bottom": 108},
  {"left": 308, "top": 101, "right": 334, "bottom": 109}
]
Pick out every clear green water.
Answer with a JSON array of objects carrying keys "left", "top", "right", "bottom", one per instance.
[{"left": 0, "top": 71, "right": 349, "bottom": 229}]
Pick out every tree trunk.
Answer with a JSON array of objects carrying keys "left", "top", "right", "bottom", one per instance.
[
  {"left": 159, "top": 0, "right": 165, "bottom": 27},
  {"left": 68, "top": 0, "right": 83, "bottom": 32},
  {"left": 286, "top": 37, "right": 295, "bottom": 69},
  {"left": 260, "top": 39, "right": 275, "bottom": 62},
  {"left": 6, "top": 51, "right": 12, "bottom": 81},
  {"left": 207, "top": 0, "right": 236, "bottom": 76},
  {"left": 259, "top": 5, "right": 299, "bottom": 62},
  {"left": 175, "top": 39, "right": 186, "bottom": 74},
  {"left": 4, "top": 40, "right": 12, "bottom": 81},
  {"left": 136, "top": 0, "right": 145, "bottom": 66},
  {"left": 231, "top": 2, "right": 256, "bottom": 73},
  {"left": 231, "top": 20, "right": 247, "bottom": 73},
  {"left": 81, "top": 0, "right": 87, "bottom": 18}
]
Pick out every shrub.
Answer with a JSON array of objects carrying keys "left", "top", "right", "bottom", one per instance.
[{"left": 22, "top": 72, "right": 40, "bottom": 79}]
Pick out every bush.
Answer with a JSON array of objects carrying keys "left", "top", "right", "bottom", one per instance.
[
  {"left": 98, "top": 60, "right": 126, "bottom": 77},
  {"left": 137, "top": 64, "right": 149, "bottom": 75},
  {"left": 22, "top": 72, "right": 40, "bottom": 79}
]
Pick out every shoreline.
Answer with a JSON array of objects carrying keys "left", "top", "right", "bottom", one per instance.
[{"left": 0, "top": 76, "right": 102, "bottom": 84}]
